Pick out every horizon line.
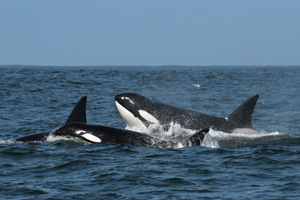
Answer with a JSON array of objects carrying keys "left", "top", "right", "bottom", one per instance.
[{"left": 1, "top": 64, "right": 300, "bottom": 68}]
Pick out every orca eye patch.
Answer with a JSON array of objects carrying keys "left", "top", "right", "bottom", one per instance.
[{"left": 75, "top": 130, "right": 87, "bottom": 135}]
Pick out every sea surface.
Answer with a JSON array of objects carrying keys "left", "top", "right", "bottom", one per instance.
[{"left": 0, "top": 65, "right": 300, "bottom": 199}]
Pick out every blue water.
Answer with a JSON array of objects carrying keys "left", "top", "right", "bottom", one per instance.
[{"left": 1, "top": 65, "right": 300, "bottom": 199}]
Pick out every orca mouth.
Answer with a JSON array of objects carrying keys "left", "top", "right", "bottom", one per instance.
[
  {"left": 115, "top": 101, "right": 148, "bottom": 131},
  {"left": 115, "top": 94, "right": 137, "bottom": 115},
  {"left": 115, "top": 95, "right": 160, "bottom": 128}
]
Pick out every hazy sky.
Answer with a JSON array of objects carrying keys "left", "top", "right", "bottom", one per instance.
[{"left": 1, "top": 0, "right": 300, "bottom": 66}]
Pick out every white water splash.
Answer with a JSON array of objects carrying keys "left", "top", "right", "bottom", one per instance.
[
  {"left": 202, "top": 132, "right": 220, "bottom": 148},
  {"left": 192, "top": 84, "right": 201, "bottom": 88},
  {"left": 124, "top": 122, "right": 291, "bottom": 149},
  {"left": 0, "top": 140, "right": 15, "bottom": 145},
  {"left": 125, "top": 122, "right": 221, "bottom": 148},
  {"left": 125, "top": 122, "right": 196, "bottom": 139}
]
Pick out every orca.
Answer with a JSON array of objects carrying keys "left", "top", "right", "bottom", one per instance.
[
  {"left": 115, "top": 93, "right": 260, "bottom": 135},
  {"left": 15, "top": 96, "right": 209, "bottom": 147}
]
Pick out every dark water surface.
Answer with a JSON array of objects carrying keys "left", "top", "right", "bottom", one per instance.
[{"left": 0, "top": 66, "right": 300, "bottom": 199}]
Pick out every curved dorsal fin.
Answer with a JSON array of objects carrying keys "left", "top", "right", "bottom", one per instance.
[
  {"left": 227, "top": 94, "right": 259, "bottom": 128},
  {"left": 65, "top": 96, "right": 87, "bottom": 124}
]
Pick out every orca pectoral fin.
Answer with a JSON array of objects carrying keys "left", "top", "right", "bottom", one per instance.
[
  {"left": 188, "top": 128, "right": 210, "bottom": 146},
  {"left": 65, "top": 96, "right": 87, "bottom": 124},
  {"left": 227, "top": 94, "right": 259, "bottom": 129}
]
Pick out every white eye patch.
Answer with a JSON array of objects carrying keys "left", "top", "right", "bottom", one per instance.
[
  {"left": 81, "top": 133, "right": 102, "bottom": 143},
  {"left": 75, "top": 130, "right": 87, "bottom": 135},
  {"left": 138, "top": 110, "right": 159, "bottom": 124}
]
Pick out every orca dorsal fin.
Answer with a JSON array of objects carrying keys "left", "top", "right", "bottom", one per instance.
[
  {"left": 65, "top": 96, "right": 87, "bottom": 124},
  {"left": 226, "top": 94, "right": 259, "bottom": 128}
]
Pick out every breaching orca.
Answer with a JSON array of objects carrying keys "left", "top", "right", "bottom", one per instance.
[
  {"left": 115, "top": 93, "right": 260, "bottom": 135},
  {"left": 15, "top": 96, "right": 209, "bottom": 147}
]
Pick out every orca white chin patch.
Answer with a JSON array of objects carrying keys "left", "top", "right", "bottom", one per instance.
[
  {"left": 81, "top": 133, "right": 101, "bottom": 143},
  {"left": 115, "top": 101, "right": 147, "bottom": 130},
  {"left": 138, "top": 110, "right": 159, "bottom": 124}
]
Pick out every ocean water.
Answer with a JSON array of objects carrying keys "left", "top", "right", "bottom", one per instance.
[{"left": 0, "top": 65, "right": 300, "bottom": 199}]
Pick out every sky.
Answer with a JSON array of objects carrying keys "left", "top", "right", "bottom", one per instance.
[{"left": 1, "top": 0, "right": 300, "bottom": 66}]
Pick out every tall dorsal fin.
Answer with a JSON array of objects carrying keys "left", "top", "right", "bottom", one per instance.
[
  {"left": 227, "top": 94, "right": 259, "bottom": 128},
  {"left": 65, "top": 96, "right": 87, "bottom": 124}
]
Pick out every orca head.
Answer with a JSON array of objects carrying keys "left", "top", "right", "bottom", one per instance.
[{"left": 115, "top": 93, "right": 160, "bottom": 130}]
